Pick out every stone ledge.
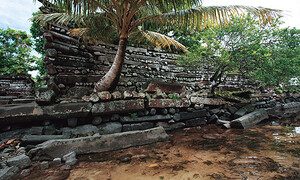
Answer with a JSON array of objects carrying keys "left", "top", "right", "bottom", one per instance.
[
  {"left": 29, "top": 127, "right": 169, "bottom": 160},
  {"left": 148, "top": 99, "right": 191, "bottom": 108},
  {"left": 92, "top": 99, "right": 145, "bottom": 115}
]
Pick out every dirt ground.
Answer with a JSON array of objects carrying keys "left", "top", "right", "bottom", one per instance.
[{"left": 22, "top": 120, "right": 300, "bottom": 180}]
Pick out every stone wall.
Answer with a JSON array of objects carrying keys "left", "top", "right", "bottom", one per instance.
[
  {"left": 0, "top": 75, "right": 34, "bottom": 97},
  {"left": 43, "top": 24, "right": 254, "bottom": 98}
]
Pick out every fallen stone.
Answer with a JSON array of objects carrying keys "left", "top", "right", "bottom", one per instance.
[
  {"left": 65, "top": 157, "right": 78, "bottom": 166},
  {"left": 216, "top": 119, "right": 231, "bottom": 125},
  {"left": 190, "top": 97, "right": 229, "bottom": 105},
  {"left": 282, "top": 102, "right": 300, "bottom": 114},
  {"left": 207, "top": 114, "right": 219, "bottom": 124},
  {"left": 22, "top": 134, "right": 70, "bottom": 145},
  {"left": 29, "top": 127, "right": 44, "bottom": 135},
  {"left": 72, "top": 124, "right": 98, "bottom": 136},
  {"left": 120, "top": 114, "right": 172, "bottom": 123},
  {"left": 222, "top": 123, "right": 231, "bottom": 129},
  {"left": 97, "top": 91, "right": 111, "bottom": 101},
  {"left": 230, "top": 109, "right": 269, "bottom": 129},
  {"left": 179, "top": 109, "right": 207, "bottom": 121},
  {"left": 62, "top": 151, "right": 76, "bottom": 161},
  {"left": 7, "top": 154, "right": 31, "bottom": 169},
  {"left": 36, "top": 88, "right": 56, "bottom": 105},
  {"left": 29, "top": 127, "right": 169, "bottom": 161},
  {"left": 0, "top": 104, "right": 43, "bottom": 125},
  {"left": 185, "top": 118, "right": 207, "bottom": 127},
  {"left": 98, "top": 122, "right": 122, "bottom": 134},
  {"left": 53, "top": 158, "right": 62, "bottom": 165},
  {"left": 0, "top": 166, "right": 20, "bottom": 180},
  {"left": 92, "top": 100, "right": 144, "bottom": 115},
  {"left": 40, "top": 161, "right": 49, "bottom": 170},
  {"left": 148, "top": 99, "right": 191, "bottom": 108},
  {"left": 234, "top": 104, "right": 255, "bottom": 118},
  {"left": 111, "top": 91, "right": 122, "bottom": 100}
]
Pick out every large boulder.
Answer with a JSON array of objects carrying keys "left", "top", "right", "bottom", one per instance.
[{"left": 230, "top": 109, "right": 269, "bottom": 129}]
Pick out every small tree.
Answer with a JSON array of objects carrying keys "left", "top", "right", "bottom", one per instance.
[
  {"left": 177, "top": 15, "right": 300, "bottom": 94},
  {"left": 0, "top": 28, "right": 38, "bottom": 76}
]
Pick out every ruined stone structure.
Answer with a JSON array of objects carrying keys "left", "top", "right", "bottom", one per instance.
[
  {"left": 43, "top": 24, "right": 253, "bottom": 98},
  {"left": 0, "top": 75, "right": 34, "bottom": 97}
]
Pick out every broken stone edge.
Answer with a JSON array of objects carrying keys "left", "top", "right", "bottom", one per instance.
[{"left": 28, "top": 126, "right": 169, "bottom": 160}]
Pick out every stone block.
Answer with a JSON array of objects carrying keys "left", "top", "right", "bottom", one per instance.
[
  {"left": 29, "top": 127, "right": 169, "bottom": 160},
  {"left": 72, "top": 124, "right": 98, "bottom": 136},
  {"left": 145, "top": 81, "right": 184, "bottom": 93},
  {"left": 43, "top": 103, "right": 92, "bottom": 120},
  {"left": 40, "top": 161, "right": 49, "bottom": 170},
  {"left": 98, "top": 122, "right": 122, "bottom": 135},
  {"left": 7, "top": 154, "right": 31, "bottom": 169},
  {"left": 53, "top": 158, "right": 62, "bottom": 165},
  {"left": 0, "top": 167, "right": 20, "bottom": 180},
  {"left": 282, "top": 102, "right": 300, "bottom": 114},
  {"left": 29, "top": 127, "right": 44, "bottom": 135},
  {"left": 97, "top": 91, "right": 111, "bottom": 101},
  {"left": 92, "top": 100, "right": 145, "bottom": 115},
  {"left": 234, "top": 104, "right": 255, "bottom": 118},
  {"left": 0, "top": 104, "right": 43, "bottom": 125},
  {"left": 122, "top": 122, "right": 154, "bottom": 132},
  {"left": 185, "top": 118, "right": 207, "bottom": 127},
  {"left": 190, "top": 97, "right": 230, "bottom": 105},
  {"left": 36, "top": 88, "right": 56, "bottom": 105},
  {"left": 230, "top": 109, "right": 269, "bottom": 129},
  {"left": 120, "top": 114, "right": 172, "bottom": 123},
  {"left": 148, "top": 99, "right": 191, "bottom": 108},
  {"left": 179, "top": 109, "right": 207, "bottom": 121}
]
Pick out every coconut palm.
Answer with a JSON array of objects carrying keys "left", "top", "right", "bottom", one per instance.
[{"left": 33, "top": 0, "right": 281, "bottom": 92}]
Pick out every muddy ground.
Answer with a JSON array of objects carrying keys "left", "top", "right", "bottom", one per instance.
[{"left": 21, "top": 119, "right": 300, "bottom": 180}]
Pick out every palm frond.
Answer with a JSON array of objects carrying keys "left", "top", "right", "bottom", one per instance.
[
  {"left": 147, "top": 5, "right": 281, "bottom": 31},
  {"left": 134, "top": 28, "right": 187, "bottom": 52}
]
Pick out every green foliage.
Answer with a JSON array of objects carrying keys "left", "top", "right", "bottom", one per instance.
[
  {"left": 129, "top": 113, "right": 138, "bottom": 119},
  {"left": 0, "top": 27, "right": 38, "bottom": 75},
  {"left": 169, "top": 93, "right": 182, "bottom": 99},
  {"left": 30, "top": 11, "right": 48, "bottom": 89},
  {"left": 30, "top": 12, "right": 46, "bottom": 55},
  {"left": 177, "top": 15, "right": 300, "bottom": 92}
]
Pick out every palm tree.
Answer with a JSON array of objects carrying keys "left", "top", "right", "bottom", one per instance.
[{"left": 34, "top": 0, "right": 281, "bottom": 92}]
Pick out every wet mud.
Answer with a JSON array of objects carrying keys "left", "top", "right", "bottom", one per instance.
[{"left": 23, "top": 119, "right": 300, "bottom": 180}]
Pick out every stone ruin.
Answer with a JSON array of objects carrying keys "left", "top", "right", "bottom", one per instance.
[{"left": 0, "top": 6, "right": 300, "bottom": 179}]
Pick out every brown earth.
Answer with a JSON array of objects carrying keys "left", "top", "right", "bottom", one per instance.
[{"left": 21, "top": 120, "right": 300, "bottom": 180}]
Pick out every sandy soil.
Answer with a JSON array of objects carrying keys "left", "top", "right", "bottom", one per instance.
[{"left": 22, "top": 121, "right": 300, "bottom": 180}]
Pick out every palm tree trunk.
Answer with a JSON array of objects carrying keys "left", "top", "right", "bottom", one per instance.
[{"left": 93, "top": 37, "right": 128, "bottom": 92}]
